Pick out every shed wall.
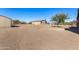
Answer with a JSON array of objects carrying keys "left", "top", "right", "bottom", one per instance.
[{"left": 0, "top": 16, "right": 11, "bottom": 27}]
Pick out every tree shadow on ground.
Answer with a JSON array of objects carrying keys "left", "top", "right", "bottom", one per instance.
[
  {"left": 11, "top": 25, "right": 20, "bottom": 28},
  {"left": 65, "top": 27, "right": 79, "bottom": 34}
]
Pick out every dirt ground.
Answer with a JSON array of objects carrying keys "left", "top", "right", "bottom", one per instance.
[{"left": 0, "top": 24, "right": 79, "bottom": 50}]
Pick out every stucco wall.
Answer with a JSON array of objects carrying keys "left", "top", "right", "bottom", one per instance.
[{"left": 0, "top": 16, "right": 11, "bottom": 27}]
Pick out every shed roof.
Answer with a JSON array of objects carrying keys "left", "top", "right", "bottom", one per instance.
[{"left": 0, "top": 15, "right": 12, "bottom": 20}]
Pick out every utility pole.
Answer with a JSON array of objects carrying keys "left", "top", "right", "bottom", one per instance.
[{"left": 77, "top": 8, "right": 79, "bottom": 33}]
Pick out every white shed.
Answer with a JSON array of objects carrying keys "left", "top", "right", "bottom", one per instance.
[
  {"left": 32, "top": 21, "right": 41, "bottom": 25},
  {"left": 0, "top": 15, "right": 12, "bottom": 28}
]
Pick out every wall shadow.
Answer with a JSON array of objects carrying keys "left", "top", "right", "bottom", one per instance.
[{"left": 65, "top": 27, "right": 79, "bottom": 34}]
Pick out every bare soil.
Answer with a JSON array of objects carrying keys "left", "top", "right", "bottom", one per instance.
[{"left": 0, "top": 24, "right": 79, "bottom": 50}]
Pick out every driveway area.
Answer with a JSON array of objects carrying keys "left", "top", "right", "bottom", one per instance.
[{"left": 0, "top": 24, "right": 79, "bottom": 50}]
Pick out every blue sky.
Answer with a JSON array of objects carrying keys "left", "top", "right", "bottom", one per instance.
[{"left": 0, "top": 8, "right": 77, "bottom": 22}]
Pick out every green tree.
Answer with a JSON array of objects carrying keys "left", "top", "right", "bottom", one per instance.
[
  {"left": 51, "top": 13, "right": 68, "bottom": 25},
  {"left": 13, "top": 20, "right": 21, "bottom": 24},
  {"left": 13, "top": 20, "right": 26, "bottom": 24}
]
